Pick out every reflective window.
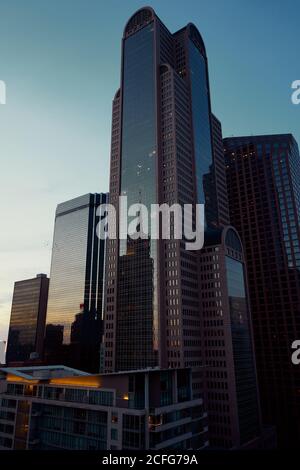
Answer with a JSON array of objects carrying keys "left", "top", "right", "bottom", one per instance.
[
  {"left": 116, "top": 23, "right": 158, "bottom": 371},
  {"left": 189, "top": 40, "right": 217, "bottom": 225},
  {"left": 45, "top": 194, "right": 106, "bottom": 372},
  {"left": 6, "top": 276, "right": 48, "bottom": 363},
  {"left": 226, "top": 257, "right": 260, "bottom": 444}
]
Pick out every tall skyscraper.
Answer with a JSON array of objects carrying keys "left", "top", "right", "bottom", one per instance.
[
  {"left": 103, "top": 7, "right": 220, "bottom": 377},
  {"left": 224, "top": 134, "right": 300, "bottom": 447},
  {"left": 44, "top": 193, "right": 107, "bottom": 373},
  {"left": 6, "top": 274, "right": 49, "bottom": 365}
]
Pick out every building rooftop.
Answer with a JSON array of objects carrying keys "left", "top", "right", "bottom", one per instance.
[
  {"left": 223, "top": 133, "right": 296, "bottom": 146},
  {"left": 0, "top": 365, "right": 193, "bottom": 388},
  {"left": 0, "top": 365, "right": 89, "bottom": 381}
]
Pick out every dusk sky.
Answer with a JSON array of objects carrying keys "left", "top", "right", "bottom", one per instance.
[{"left": 0, "top": 0, "right": 299, "bottom": 342}]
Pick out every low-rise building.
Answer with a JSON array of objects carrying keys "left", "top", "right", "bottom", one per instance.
[{"left": 0, "top": 365, "right": 208, "bottom": 450}]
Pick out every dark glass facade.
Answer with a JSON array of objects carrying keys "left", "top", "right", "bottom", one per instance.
[
  {"left": 224, "top": 134, "right": 300, "bottom": 447},
  {"left": 116, "top": 237, "right": 155, "bottom": 370},
  {"left": 120, "top": 23, "right": 156, "bottom": 220},
  {"left": 225, "top": 256, "right": 260, "bottom": 445},
  {"left": 211, "top": 114, "right": 230, "bottom": 226},
  {"left": 6, "top": 274, "right": 49, "bottom": 364},
  {"left": 189, "top": 40, "right": 216, "bottom": 224},
  {"left": 117, "top": 22, "right": 158, "bottom": 369},
  {"left": 44, "top": 193, "right": 107, "bottom": 373}
]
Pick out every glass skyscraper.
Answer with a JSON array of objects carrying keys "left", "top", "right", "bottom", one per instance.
[
  {"left": 224, "top": 134, "right": 300, "bottom": 447},
  {"left": 44, "top": 193, "right": 107, "bottom": 373},
  {"left": 103, "top": 7, "right": 220, "bottom": 377},
  {"left": 6, "top": 274, "right": 49, "bottom": 364}
]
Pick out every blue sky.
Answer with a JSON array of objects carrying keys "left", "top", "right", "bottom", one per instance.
[{"left": 0, "top": 0, "right": 299, "bottom": 341}]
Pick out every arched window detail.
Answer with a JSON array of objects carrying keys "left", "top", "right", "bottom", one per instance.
[
  {"left": 188, "top": 24, "right": 206, "bottom": 57},
  {"left": 225, "top": 229, "right": 243, "bottom": 253},
  {"left": 124, "top": 8, "right": 154, "bottom": 38}
]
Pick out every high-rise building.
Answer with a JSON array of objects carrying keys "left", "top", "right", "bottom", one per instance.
[
  {"left": 0, "top": 365, "right": 208, "bottom": 450},
  {"left": 200, "top": 226, "right": 262, "bottom": 448},
  {"left": 44, "top": 193, "right": 107, "bottom": 373},
  {"left": 6, "top": 274, "right": 49, "bottom": 365},
  {"left": 103, "top": 7, "right": 220, "bottom": 376},
  {"left": 224, "top": 134, "right": 300, "bottom": 447}
]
